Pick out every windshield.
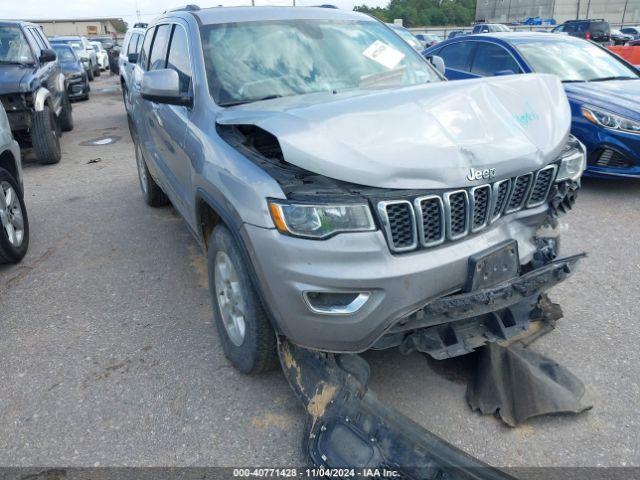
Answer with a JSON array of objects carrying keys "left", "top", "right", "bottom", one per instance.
[
  {"left": 0, "top": 26, "right": 34, "bottom": 64},
  {"left": 54, "top": 39, "right": 83, "bottom": 50},
  {"left": 52, "top": 45, "right": 76, "bottom": 62},
  {"left": 389, "top": 25, "right": 423, "bottom": 51},
  {"left": 91, "top": 42, "right": 102, "bottom": 52},
  {"left": 495, "top": 24, "right": 512, "bottom": 32},
  {"left": 515, "top": 39, "right": 639, "bottom": 81},
  {"left": 200, "top": 19, "right": 440, "bottom": 106}
]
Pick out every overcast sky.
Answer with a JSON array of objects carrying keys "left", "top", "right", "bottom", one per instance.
[{"left": 0, "top": 0, "right": 389, "bottom": 28}]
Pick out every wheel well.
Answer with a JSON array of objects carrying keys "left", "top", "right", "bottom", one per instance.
[
  {"left": 0, "top": 150, "right": 19, "bottom": 184},
  {"left": 198, "top": 199, "right": 222, "bottom": 249}
]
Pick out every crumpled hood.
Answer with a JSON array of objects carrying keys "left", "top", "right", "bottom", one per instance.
[
  {"left": 564, "top": 79, "right": 640, "bottom": 119},
  {"left": 217, "top": 73, "right": 570, "bottom": 189},
  {"left": 0, "top": 66, "right": 31, "bottom": 95}
]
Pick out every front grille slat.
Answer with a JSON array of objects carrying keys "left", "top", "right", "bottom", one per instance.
[
  {"left": 471, "top": 185, "right": 491, "bottom": 232},
  {"left": 505, "top": 173, "right": 533, "bottom": 213},
  {"left": 378, "top": 200, "right": 417, "bottom": 252},
  {"left": 445, "top": 190, "right": 469, "bottom": 240},
  {"left": 527, "top": 165, "right": 557, "bottom": 207},
  {"left": 376, "top": 164, "right": 558, "bottom": 254},
  {"left": 414, "top": 195, "right": 445, "bottom": 247}
]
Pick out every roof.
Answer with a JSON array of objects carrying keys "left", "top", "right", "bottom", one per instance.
[
  {"left": 0, "top": 20, "right": 40, "bottom": 27},
  {"left": 190, "top": 6, "right": 371, "bottom": 25}
]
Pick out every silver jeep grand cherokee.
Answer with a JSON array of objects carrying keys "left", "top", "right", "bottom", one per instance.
[{"left": 127, "top": 6, "right": 586, "bottom": 373}]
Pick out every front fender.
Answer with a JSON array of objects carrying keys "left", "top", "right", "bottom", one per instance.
[{"left": 33, "top": 87, "right": 52, "bottom": 112}]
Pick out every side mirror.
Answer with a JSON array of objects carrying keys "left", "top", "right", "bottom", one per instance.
[
  {"left": 141, "top": 69, "right": 192, "bottom": 107},
  {"left": 39, "top": 49, "right": 57, "bottom": 63},
  {"left": 428, "top": 55, "right": 446, "bottom": 76},
  {"left": 127, "top": 52, "right": 139, "bottom": 64},
  {"left": 494, "top": 69, "right": 516, "bottom": 76}
]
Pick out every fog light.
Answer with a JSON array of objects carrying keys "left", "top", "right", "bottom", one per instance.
[{"left": 303, "top": 291, "right": 370, "bottom": 315}]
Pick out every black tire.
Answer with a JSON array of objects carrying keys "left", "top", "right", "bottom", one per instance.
[
  {"left": 87, "top": 66, "right": 94, "bottom": 81},
  {"left": 208, "top": 224, "right": 278, "bottom": 374},
  {"left": 134, "top": 140, "right": 169, "bottom": 207},
  {"left": 94, "top": 66, "right": 101, "bottom": 77},
  {"left": 32, "top": 106, "right": 61, "bottom": 165},
  {"left": 0, "top": 168, "right": 29, "bottom": 264},
  {"left": 59, "top": 93, "right": 74, "bottom": 132}
]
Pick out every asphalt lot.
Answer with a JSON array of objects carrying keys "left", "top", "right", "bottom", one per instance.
[{"left": 1, "top": 75, "right": 639, "bottom": 468}]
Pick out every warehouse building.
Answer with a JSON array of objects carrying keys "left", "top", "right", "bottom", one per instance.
[
  {"left": 29, "top": 18, "right": 127, "bottom": 37},
  {"left": 476, "top": 0, "right": 640, "bottom": 24}
]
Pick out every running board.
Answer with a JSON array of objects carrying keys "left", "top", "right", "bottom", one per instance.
[{"left": 278, "top": 338, "right": 517, "bottom": 479}]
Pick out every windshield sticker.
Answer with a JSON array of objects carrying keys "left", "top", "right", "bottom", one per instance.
[{"left": 363, "top": 41, "right": 405, "bottom": 69}]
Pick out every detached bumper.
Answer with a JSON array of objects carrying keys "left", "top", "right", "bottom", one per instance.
[{"left": 241, "top": 206, "right": 567, "bottom": 353}]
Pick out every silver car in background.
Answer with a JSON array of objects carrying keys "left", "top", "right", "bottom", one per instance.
[{"left": 0, "top": 104, "right": 29, "bottom": 264}]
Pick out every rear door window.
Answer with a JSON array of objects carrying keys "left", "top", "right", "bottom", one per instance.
[
  {"left": 470, "top": 42, "right": 521, "bottom": 76},
  {"left": 127, "top": 33, "right": 140, "bottom": 55},
  {"left": 148, "top": 24, "right": 171, "bottom": 71},
  {"left": 438, "top": 41, "right": 475, "bottom": 71}
]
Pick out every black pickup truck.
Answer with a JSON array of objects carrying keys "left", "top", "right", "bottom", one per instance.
[{"left": 0, "top": 20, "right": 73, "bottom": 164}]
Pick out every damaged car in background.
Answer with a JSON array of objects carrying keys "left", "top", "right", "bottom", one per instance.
[{"left": 126, "top": 5, "right": 586, "bottom": 476}]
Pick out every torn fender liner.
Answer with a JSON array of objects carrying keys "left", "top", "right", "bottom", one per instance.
[
  {"left": 278, "top": 339, "right": 516, "bottom": 479},
  {"left": 466, "top": 343, "right": 592, "bottom": 427}
]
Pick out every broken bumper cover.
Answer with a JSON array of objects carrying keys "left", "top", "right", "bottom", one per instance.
[
  {"left": 380, "top": 254, "right": 585, "bottom": 359},
  {"left": 279, "top": 338, "right": 517, "bottom": 479}
]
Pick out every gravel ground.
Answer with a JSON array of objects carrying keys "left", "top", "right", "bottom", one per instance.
[{"left": 1, "top": 75, "right": 639, "bottom": 469}]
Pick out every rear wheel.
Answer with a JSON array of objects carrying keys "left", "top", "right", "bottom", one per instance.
[
  {"left": 87, "top": 66, "right": 94, "bottom": 81},
  {"left": 208, "top": 224, "right": 278, "bottom": 374},
  {"left": 59, "top": 93, "right": 74, "bottom": 132},
  {"left": 31, "top": 106, "right": 61, "bottom": 165},
  {"left": 0, "top": 168, "right": 29, "bottom": 264}
]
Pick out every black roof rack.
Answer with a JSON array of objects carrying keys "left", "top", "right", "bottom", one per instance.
[{"left": 133, "top": 22, "right": 148, "bottom": 28}]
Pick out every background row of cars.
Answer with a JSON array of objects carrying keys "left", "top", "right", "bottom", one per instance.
[{"left": 0, "top": 21, "right": 120, "bottom": 266}]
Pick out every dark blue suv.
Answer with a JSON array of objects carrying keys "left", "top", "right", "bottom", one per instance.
[
  {"left": 424, "top": 33, "right": 640, "bottom": 179},
  {"left": 0, "top": 20, "right": 73, "bottom": 164}
]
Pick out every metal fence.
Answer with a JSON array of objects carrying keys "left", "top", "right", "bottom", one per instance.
[{"left": 408, "top": 22, "right": 639, "bottom": 39}]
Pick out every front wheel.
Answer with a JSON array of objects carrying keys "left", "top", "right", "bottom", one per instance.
[
  {"left": 0, "top": 168, "right": 29, "bottom": 264},
  {"left": 208, "top": 224, "right": 278, "bottom": 374},
  {"left": 87, "top": 66, "right": 94, "bottom": 81},
  {"left": 31, "top": 106, "right": 61, "bottom": 165},
  {"left": 134, "top": 141, "right": 169, "bottom": 207}
]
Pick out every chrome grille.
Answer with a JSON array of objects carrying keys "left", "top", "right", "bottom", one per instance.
[
  {"left": 505, "top": 173, "right": 533, "bottom": 213},
  {"left": 376, "top": 164, "right": 558, "bottom": 253},
  {"left": 470, "top": 185, "right": 491, "bottom": 231},
  {"left": 445, "top": 190, "right": 468, "bottom": 240},
  {"left": 491, "top": 179, "right": 510, "bottom": 221},
  {"left": 527, "top": 165, "right": 557, "bottom": 207},
  {"left": 414, "top": 196, "right": 445, "bottom": 247},
  {"left": 378, "top": 200, "right": 417, "bottom": 252}
]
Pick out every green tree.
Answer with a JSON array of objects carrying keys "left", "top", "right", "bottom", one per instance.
[{"left": 354, "top": 0, "right": 476, "bottom": 27}]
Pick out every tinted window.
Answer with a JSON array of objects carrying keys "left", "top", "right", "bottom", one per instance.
[
  {"left": 34, "top": 29, "right": 50, "bottom": 49},
  {"left": 167, "top": 26, "right": 192, "bottom": 94},
  {"left": 438, "top": 42, "right": 475, "bottom": 71},
  {"left": 148, "top": 24, "right": 171, "bottom": 70},
  {"left": 588, "top": 22, "right": 609, "bottom": 33},
  {"left": 127, "top": 33, "right": 140, "bottom": 55},
  {"left": 471, "top": 43, "right": 520, "bottom": 76},
  {"left": 138, "top": 28, "right": 154, "bottom": 70}
]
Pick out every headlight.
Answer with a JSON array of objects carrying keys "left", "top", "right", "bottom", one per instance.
[
  {"left": 581, "top": 106, "right": 640, "bottom": 134},
  {"left": 556, "top": 134, "right": 586, "bottom": 182},
  {"left": 67, "top": 72, "right": 82, "bottom": 80},
  {"left": 268, "top": 200, "right": 376, "bottom": 239}
]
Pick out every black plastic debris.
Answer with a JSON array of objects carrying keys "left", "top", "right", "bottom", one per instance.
[
  {"left": 278, "top": 338, "right": 516, "bottom": 480},
  {"left": 466, "top": 342, "right": 592, "bottom": 427}
]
